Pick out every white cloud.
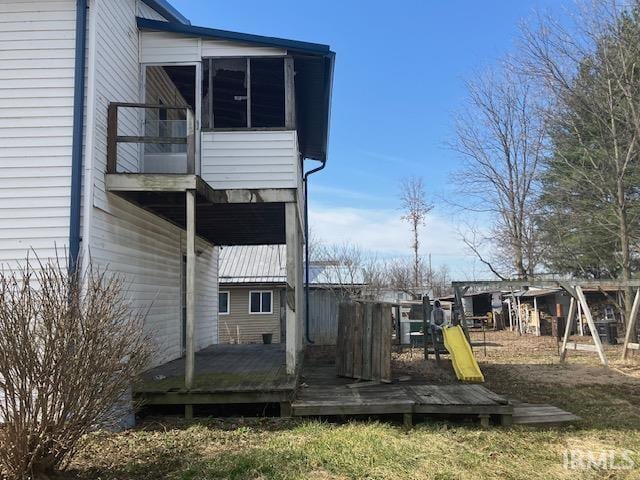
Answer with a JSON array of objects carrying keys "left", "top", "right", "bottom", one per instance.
[{"left": 308, "top": 203, "right": 491, "bottom": 279}]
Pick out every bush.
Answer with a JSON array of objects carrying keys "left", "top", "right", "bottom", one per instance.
[{"left": 0, "top": 256, "right": 151, "bottom": 479}]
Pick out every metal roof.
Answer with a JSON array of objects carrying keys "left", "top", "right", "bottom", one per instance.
[
  {"left": 136, "top": 17, "right": 335, "bottom": 162},
  {"left": 219, "top": 246, "right": 367, "bottom": 287},
  {"left": 219, "top": 245, "right": 287, "bottom": 285}
]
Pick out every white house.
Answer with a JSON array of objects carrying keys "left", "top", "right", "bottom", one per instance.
[{"left": 0, "top": 0, "right": 334, "bottom": 383}]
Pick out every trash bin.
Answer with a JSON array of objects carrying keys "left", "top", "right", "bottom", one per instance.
[{"left": 262, "top": 333, "right": 273, "bottom": 344}]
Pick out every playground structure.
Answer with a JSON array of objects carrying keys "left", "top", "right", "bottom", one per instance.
[
  {"left": 451, "top": 279, "right": 640, "bottom": 367},
  {"left": 443, "top": 325, "right": 484, "bottom": 383}
]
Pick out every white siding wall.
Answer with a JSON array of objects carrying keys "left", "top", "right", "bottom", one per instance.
[
  {"left": 86, "top": 0, "right": 218, "bottom": 366},
  {"left": 140, "top": 32, "right": 201, "bottom": 63},
  {"left": 140, "top": 31, "right": 286, "bottom": 64},
  {"left": 201, "top": 131, "right": 299, "bottom": 189},
  {"left": 0, "top": 0, "right": 77, "bottom": 268},
  {"left": 90, "top": 195, "right": 218, "bottom": 366},
  {"left": 91, "top": 0, "right": 140, "bottom": 207}
]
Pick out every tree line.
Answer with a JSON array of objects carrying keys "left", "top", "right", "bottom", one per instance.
[{"left": 452, "top": 0, "right": 640, "bottom": 318}]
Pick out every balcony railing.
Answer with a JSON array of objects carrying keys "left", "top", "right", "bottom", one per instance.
[{"left": 106, "top": 102, "right": 195, "bottom": 174}]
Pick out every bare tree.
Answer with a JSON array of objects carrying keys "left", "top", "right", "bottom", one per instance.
[
  {"left": 452, "top": 68, "right": 545, "bottom": 280},
  {"left": 399, "top": 176, "right": 433, "bottom": 287},
  {"left": 386, "top": 256, "right": 429, "bottom": 299},
  {"left": 314, "top": 242, "right": 366, "bottom": 298},
  {"left": 0, "top": 255, "right": 151, "bottom": 479}
]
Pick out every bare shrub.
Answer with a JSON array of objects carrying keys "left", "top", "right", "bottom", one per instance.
[{"left": 0, "top": 255, "right": 151, "bottom": 479}]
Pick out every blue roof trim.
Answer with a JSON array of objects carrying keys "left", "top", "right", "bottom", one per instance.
[
  {"left": 141, "top": 0, "right": 190, "bottom": 25},
  {"left": 136, "top": 17, "right": 331, "bottom": 55}
]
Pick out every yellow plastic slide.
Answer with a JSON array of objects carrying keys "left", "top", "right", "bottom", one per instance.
[{"left": 442, "top": 325, "right": 484, "bottom": 383}]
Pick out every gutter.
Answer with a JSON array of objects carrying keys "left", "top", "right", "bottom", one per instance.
[
  {"left": 303, "top": 159, "right": 326, "bottom": 344},
  {"left": 69, "top": 0, "right": 88, "bottom": 273}
]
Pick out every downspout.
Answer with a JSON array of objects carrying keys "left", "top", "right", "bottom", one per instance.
[
  {"left": 69, "top": 0, "right": 88, "bottom": 273},
  {"left": 304, "top": 159, "right": 326, "bottom": 344}
]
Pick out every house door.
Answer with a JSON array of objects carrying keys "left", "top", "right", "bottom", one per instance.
[{"left": 181, "top": 255, "right": 187, "bottom": 355}]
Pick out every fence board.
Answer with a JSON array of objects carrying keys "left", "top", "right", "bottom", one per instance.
[{"left": 336, "top": 301, "right": 391, "bottom": 382}]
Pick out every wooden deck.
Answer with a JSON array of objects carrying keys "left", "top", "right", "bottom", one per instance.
[
  {"left": 134, "top": 344, "right": 297, "bottom": 405},
  {"left": 292, "top": 363, "right": 513, "bottom": 426},
  {"left": 134, "top": 347, "right": 580, "bottom": 427}
]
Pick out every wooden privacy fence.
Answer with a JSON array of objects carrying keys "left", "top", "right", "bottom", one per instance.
[{"left": 336, "top": 301, "right": 392, "bottom": 382}]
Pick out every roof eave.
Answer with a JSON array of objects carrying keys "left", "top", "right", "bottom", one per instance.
[
  {"left": 136, "top": 17, "right": 331, "bottom": 55},
  {"left": 141, "top": 0, "right": 190, "bottom": 25}
]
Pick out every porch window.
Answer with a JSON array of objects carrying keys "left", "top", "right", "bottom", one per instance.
[
  {"left": 219, "top": 291, "right": 230, "bottom": 315},
  {"left": 202, "top": 57, "right": 285, "bottom": 129},
  {"left": 249, "top": 290, "right": 272, "bottom": 314}
]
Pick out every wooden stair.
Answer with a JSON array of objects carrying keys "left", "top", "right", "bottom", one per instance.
[{"left": 512, "top": 403, "right": 580, "bottom": 425}]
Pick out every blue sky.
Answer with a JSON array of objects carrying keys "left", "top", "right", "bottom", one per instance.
[{"left": 172, "top": 0, "right": 568, "bottom": 279}]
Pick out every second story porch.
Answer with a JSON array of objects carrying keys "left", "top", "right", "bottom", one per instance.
[{"left": 105, "top": 18, "right": 334, "bottom": 205}]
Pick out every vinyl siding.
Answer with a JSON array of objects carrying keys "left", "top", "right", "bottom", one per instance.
[
  {"left": 0, "top": 0, "right": 76, "bottom": 268},
  {"left": 90, "top": 195, "right": 218, "bottom": 367},
  {"left": 139, "top": 31, "right": 286, "bottom": 64},
  {"left": 201, "top": 131, "right": 299, "bottom": 189},
  {"left": 218, "top": 287, "right": 283, "bottom": 344},
  {"left": 201, "top": 39, "right": 285, "bottom": 57},
  {"left": 91, "top": 0, "right": 140, "bottom": 208},
  {"left": 140, "top": 31, "right": 200, "bottom": 63}
]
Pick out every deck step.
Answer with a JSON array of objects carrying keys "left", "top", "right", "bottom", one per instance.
[{"left": 512, "top": 403, "right": 580, "bottom": 425}]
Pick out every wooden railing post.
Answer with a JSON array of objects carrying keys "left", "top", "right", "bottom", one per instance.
[
  {"left": 106, "top": 103, "right": 118, "bottom": 173},
  {"left": 186, "top": 108, "right": 196, "bottom": 174}
]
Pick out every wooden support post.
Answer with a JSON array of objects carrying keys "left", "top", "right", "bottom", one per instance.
[
  {"left": 403, "top": 412, "right": 413, "bottom": 430},
  {"left": 422, "top": 295, "right": 431, "bottom": 360},
  {"left": 479, "top": 414, "right": 490, "bottom": 428},
  {"left": 280, "top": 402, "right": 292, "bottom": 418},
  {"left": 500, "top": 414, "right": 513, "bottom": 427},
  {"left": 184, "top": 189, "right": 196, "bottom": 418},
  {"left": 575, "top": 286, "right": 608, "bottom": 367},
  {"left": 559, "top": 297, "right": 576, "bottom": 362},
  {"left": 508, "top": 295, "right": 514, "bottom": 331},
  {"left": 533, "top": 296, "right": 540, "bottom": 336},
  {"left": 284, "top": 57, "right": 296, "bottom": 129},
  {"left": 621, "top": 288, "right": 640, "bottom": 361},
  {"left": 285, "top": 203, "right": 298, "bottom": 375},
  {"left": 186, "top": 108, "right": 196, "bottom": 174},
  {"left": 106, "top": 103, "right": 118, "bottom": 173}
]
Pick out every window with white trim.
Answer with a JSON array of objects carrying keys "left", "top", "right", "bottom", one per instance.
[
  {"left": 219, "top": 291, "right": 230, "bottom": 315},
  {"left": 249, "top": 290, "right": 272, "bottom": 314}
]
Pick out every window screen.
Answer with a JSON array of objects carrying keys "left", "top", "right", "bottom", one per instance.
[
  {"left": 210, "top": 58, "right": 247, "bottom": 128},
  {"left": 250, "top": 58, "right": 285, "bottom": 127},
  {"left": 202, "top": 58, "right": 286, "bottom": 129}
]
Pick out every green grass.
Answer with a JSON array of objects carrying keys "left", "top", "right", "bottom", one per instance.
[{"left": 69, "top": 380, "right": 640, "bottom": 480}]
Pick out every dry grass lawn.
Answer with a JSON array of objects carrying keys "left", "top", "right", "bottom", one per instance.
[{"left": 65, "top": 331, "right": 640, "bottom": 480}]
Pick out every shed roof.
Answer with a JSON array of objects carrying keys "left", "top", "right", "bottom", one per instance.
[
  {"left": 219, "top": 246, "right": 366, "bottom": 287},
  {"left": 219, "top": 245, "right": 286, "bottom": 285}
]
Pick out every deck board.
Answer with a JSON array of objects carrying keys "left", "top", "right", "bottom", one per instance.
[{"left": 134, "top": 344, "right": 297, "bottom": 404}]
